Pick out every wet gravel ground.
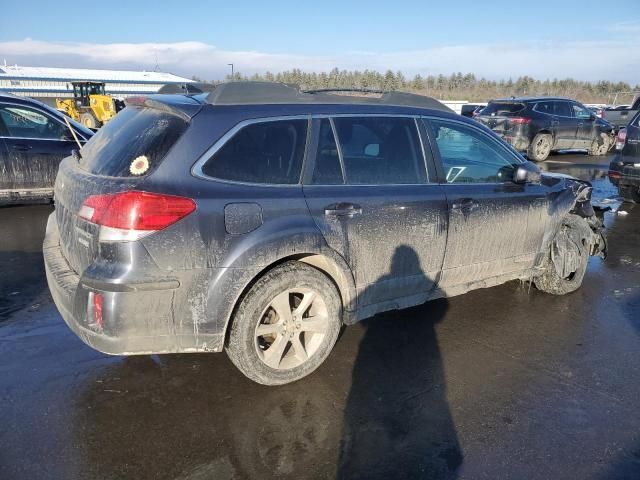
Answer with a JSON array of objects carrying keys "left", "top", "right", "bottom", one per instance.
[{"left": 1, "top": 153, "right": 639, "bottom": 480}]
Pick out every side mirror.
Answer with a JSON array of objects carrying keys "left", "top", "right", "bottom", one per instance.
[{"left": 513, "top": 161, "right": 541, "bottom": 184}]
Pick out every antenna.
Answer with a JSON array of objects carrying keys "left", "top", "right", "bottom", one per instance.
[{"left": 154, "top": 53, "right": 160, "bottom": 72}]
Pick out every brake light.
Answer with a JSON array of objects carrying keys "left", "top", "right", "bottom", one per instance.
[
  {"left": 509, "top": 117, "right": 532, "bottom": 125},
  {"left": 616, "top": 128, "right": 627, "bottom": 150},
  {"left": 79, "top": 191, "right": 196, "bottom": 241}
]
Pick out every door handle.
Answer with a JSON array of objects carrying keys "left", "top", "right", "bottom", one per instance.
[
  {"left": 12, "top": 144, "right": 32, "bottom": 151},
  {"left": 577, "top": 122, "right": 584, "bottom": 127},
  {"left": 451, "top": 198, "right": 478, "bottom": 212},
  {"left": 324, "top": 202, "right": 362, "bottom": 217}
]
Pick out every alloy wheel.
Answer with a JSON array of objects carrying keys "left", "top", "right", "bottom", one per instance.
[{"left": 254, "top": 288, "right": 329, "bottom": 370}]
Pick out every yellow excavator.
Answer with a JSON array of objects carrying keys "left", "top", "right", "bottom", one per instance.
[{"left": 56, "top": 81, "right": 118, "bottom": 129}]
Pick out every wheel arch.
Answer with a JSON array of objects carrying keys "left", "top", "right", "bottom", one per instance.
[
  {"left": 536, "top": 129, "right": 555, "bottom": 144},
  {"left": 220, "top": 251, "right": 357, "bottom": 348}
]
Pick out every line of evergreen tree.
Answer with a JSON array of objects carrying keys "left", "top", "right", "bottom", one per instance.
[{"left": 192, "top": 68, "right": 639, "bottom": 104}]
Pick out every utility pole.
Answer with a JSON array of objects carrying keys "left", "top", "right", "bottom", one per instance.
[{"left": 228, "top": 63, "right": 234, "bottom": 80}]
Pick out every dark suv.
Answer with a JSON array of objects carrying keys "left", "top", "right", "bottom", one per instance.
[
  {"left": 608, "top": 110, "right": 640, "bottom": 202},
  {"left": 44, "top": 83, "right": 606, "bottom": 385},
  {"left": 477, "top": 97, "right": 614, "bottom": 161}
]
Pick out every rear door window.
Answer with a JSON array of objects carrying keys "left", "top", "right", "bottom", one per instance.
[
  {"left": 310, "top": 119, "right": 343, "bottom": 185},
  {"left": 332, "top": 116, "right": 426, "bottom": 185},
  {"left": 554, "top": 101, "right": 572, "bottom": 117},
  {"left": 202, "top": 118, "right": 308, "bottom": 184},
  {"left": 0, "top": 105, "right": 67, "bottom": 140},
  {"left": 534, "top": 101, "right": 554, "bottom": 115},
  {"left": 79, "top": 107, "right": 188, "bottom": 177},
  {"left": 481, "top": 102, "right": 525, "bottom": 116}
]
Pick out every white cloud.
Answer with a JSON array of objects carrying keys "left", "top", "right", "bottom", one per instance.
[{"left": 0, "top": 37, "right": 638, "bottom": 83}]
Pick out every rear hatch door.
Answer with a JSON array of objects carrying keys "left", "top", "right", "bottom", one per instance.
[
  {"left": 54, "top": 96, "right": 198, "bottom": 274},
  {"left": 476, "top": 101, "right": 527, "bottom": 135}
]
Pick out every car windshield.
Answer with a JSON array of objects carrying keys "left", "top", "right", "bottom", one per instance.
[{"left": 480, "top": 102, "right": 526, "bottom": 116}]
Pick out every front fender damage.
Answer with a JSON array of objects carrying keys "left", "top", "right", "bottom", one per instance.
[{"left": 568, "top": 180, "right": 607, "bottom": 259}]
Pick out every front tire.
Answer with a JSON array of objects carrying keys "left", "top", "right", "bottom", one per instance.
[
  {"left": 527, "top": 133, "right": 553, "bottom": 161},
  {"left": 534, "top": 214, "right": 593, "bottom": 295},
  {"left": 226, "top": 261, "right": 342, "bottom": 385},
  {"left": 80, "top": 112, "right": 100, "bottom": 129}
]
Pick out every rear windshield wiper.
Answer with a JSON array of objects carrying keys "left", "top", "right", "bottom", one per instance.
[{"left": 61, "top": 114, "right": 83, "bottom": 152}]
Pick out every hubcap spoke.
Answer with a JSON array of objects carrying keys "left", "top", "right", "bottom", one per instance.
[
  {"left": 256, "top": 322, "right": 284, "bottom": 337},
  {"left": 256, "top": 288, "right": 329, "bottom": 370},
  {"left": 262, "top": 334, "right": 289, "bottom": 369},
  {"left": 270, "top": 291, "right": 293, "bottom": 323},
  {"left": 299, "top": 316, "right": 328, "bottom": 333},
  {"left": 291, "top": 333, "right": 308, "bottom": 362},
  {"left": 292, "top": 291, "right": 316, "bottom": 317}
]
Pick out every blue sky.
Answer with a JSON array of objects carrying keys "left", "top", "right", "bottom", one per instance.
[{"left": 1, "top": 0, "right": 639, "bottom": 82}]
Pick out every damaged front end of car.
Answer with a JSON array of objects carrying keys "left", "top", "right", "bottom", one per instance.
[{"left": 567, "top": 180, "right": 608, "bottom": 259}]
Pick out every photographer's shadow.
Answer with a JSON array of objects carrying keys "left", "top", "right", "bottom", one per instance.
[{"left": 338, "top": 245, "right": 462, "bottom": 479}]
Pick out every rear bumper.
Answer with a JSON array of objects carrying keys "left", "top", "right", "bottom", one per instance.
[{"left": 43, "top": 213, "right": 225, "bottom": 355}]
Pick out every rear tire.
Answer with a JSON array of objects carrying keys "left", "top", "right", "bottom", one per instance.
[
  {"left": 527, "top": 133, "right": 553, "bottom": 161},
  {"left": 534, "top": 214, "right": 592, "bottom": 295},
  {"left": 588, "top": 132, "right": 611, "bottom": 156},
  {"left": 80, "top": 112, "right": 100, "bottom": 129},
  {"left": 226, "top": 261, "right": 342, "bottom": 385}
]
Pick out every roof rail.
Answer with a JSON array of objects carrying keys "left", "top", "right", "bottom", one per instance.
[
  {"left": 204, "top": 81, "right": 453, "bottom": 113},
  {"left": 303, "top": 87, "right": 386, "bottom": 94}
]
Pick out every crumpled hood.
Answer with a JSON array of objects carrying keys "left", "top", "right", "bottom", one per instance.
[{"left": 541, "top": 171, "right": 592, "bottom": 190}]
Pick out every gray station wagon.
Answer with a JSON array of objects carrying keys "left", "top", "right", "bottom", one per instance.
[{"left": 44, "top": 82, "right": 606, "bottom": 385}]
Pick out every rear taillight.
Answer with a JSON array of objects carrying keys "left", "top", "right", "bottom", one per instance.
[
  {"left": 79, "top": 191, "right": 196, "bottom": 241},
  {"left": 616, "top": 128, "right": 627, "bottom": 150},
  {"left": 509, "top": 117, "right": 532, "bottom": 125}
]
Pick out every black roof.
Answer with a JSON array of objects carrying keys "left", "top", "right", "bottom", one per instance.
[{"left": 204, "top": 81, "right": 453, "bottom": 113}]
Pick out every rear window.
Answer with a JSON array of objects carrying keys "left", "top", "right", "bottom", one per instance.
[
  {"left": 333, "top": 116, "right": 427, "bottom": 185},
  {"left": 481, "top": 102, "right": 526, "bottom": 116},
  {"left": 201, "top": 119, "right": 308, "bottom": 184},
  {"left": 79, "top": 107, "right": 187, "bottom": 177}
]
